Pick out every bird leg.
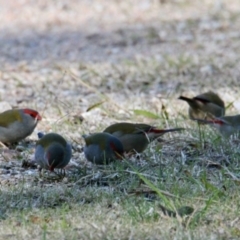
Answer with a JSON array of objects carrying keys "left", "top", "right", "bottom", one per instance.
[
  {"left": 53, "top": 169, "right": 66, "bottom": 178},
  {"left": 37, "top": 165, "right": 43, "bottom": 177},
  {"left": 37, "top": 166, "right": 64, "bottom": 181}
]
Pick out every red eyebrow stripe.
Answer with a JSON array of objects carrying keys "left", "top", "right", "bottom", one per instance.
[
  {"left": 110, "top": 142, "right": 118, "bottom": 151},
  {"left": 110, "top": 142, "right": 123, "bottom": 159},
  {"left": 23, "top": 109, "right": 42, "bottom": 120}
]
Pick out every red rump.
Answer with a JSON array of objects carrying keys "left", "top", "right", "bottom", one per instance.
[
  {"left": 23, "top": 109, "right": 42, "bottom": 120},
  {"left": 148, "top": 128, "right": 164, "bottom": 133},
  {"left": 212, "top": 119, "right": 224, "bottom": 125}
]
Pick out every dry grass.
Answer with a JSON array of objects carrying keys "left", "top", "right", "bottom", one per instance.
[{"left": 0, "top": 0, "right": 240, "bottom": 239}]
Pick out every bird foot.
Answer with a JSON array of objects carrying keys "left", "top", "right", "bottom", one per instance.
[{"left": 37, "top": 167, "right": 65, "bottom": 181}]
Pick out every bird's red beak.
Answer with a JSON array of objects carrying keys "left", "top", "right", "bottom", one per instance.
[{"left": 36, "top": 113, "right": 42, "bottom": 121}]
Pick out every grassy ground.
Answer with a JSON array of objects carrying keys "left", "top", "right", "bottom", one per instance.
[{"left": 0, "top": 0, "right": 240, "bottom": 239}]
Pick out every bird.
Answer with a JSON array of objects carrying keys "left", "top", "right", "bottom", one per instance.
[
  {"left": 0, "top": 108, "right": 42, "bottom": 143},
  {"left": 195, "top": 115, "right": 240, "bottom": 138},
  {"left": 178, "top": 91, "right": 225, "bottom": 120},
  {"left": 103, "top": 122, "right": 184, "bottom": 153},
  {"left": 83, "top": 132, "right": 124, "bottom": 165},
  {"left": 34, "top": 132, "right": 72, "bottom": 172}
]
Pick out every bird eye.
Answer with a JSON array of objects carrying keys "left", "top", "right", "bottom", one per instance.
[{"left": 30, "top": 113, "right": 36, "bottom": 118}]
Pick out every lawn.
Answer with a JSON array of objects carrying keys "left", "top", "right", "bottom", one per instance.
[{"left": 0, "top": 0, "right": 240, "bottom": 239}]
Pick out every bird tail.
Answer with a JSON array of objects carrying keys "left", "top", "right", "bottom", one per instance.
[
  {"left": 178, "top": 96, "right": 194, "bottom": 103},
  {"left": 193, "top": 118, "right": 225, "bottom": 125},
  {"left": 193, "top": 96, "right": 211, "bottom": 103},
  {"left": 150, "top": 127, "right": 185, "bottom": 134},
  {"left": 179, "top": 95, "right": 211, "bottom": 104}
]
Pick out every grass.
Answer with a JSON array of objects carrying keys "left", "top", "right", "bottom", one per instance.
[
  {"left": 1, "top": 126, "right": 240, "bottom": 239},
  {"left": 1, "top": 0, "right": 240, "bottom": 239}
]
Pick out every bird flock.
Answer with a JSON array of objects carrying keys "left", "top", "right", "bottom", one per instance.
[{"left": 0, "top": 90, "right": 238, "bottom": 174}]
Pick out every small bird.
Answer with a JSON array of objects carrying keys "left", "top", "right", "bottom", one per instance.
[
  {"left": 83, "top": 132, "right": 124, "bottom": 165},
  {"left": 34, "top": 133, "right": 72, "bottom": 172},
  {"left": 0, "top": 108, "right": 42, "bottom": 143},
  {"left": 195, "top": 115, "right": 240, "bottom": 138},
  {"left": 178, "top": 91, "right": 225, "bottom": 120},
  {"left": 103, "top": 122, "right": 184, "bottom": 153}
]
